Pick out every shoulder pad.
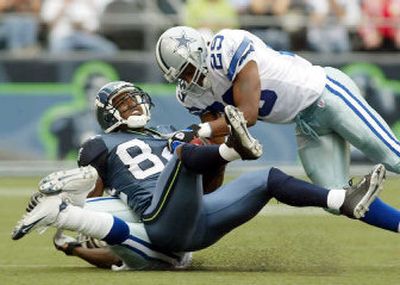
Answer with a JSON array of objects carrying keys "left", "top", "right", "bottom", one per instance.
[{"left": 78, "top": 135, "right": 107, "bottom": 167}]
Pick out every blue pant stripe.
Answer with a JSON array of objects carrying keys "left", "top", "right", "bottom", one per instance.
[
  {"left": 85, "top": 197, "right": 119, "bottom": 203},
  {"left": 326, "top": 83, "right": 400, "bottom": 157},
  {"left": 120, "top": 244, "right": 170, "bottom": 264},
  {"left": 128, "top": 235, "right": 180, "bottom": 259},
  {"left": 327, "top": 76, "right": 400, "bottom": 147},
  {"left": 122, "top": 238, "right": 179, "bottom": 264}
]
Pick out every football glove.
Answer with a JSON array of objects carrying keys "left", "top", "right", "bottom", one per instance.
[{"left": 167, "top": 125, "right": 201, "bottom": 153}]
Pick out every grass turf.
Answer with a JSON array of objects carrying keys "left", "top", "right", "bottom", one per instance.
[{"left": 0, "top": 175, "right": 399, "bottom": 285}]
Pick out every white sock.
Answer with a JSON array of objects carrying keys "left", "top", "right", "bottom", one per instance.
[
  {"left": 55, "top": 205, "right": 114, "bottom": 240},
  {"left": 219, "top": 144, "right": 240, "bottom": 161},
  {"left": 327, "top": 189, "right": 346, "bottom": 211}
]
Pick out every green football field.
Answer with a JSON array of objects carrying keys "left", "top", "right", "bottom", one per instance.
[{"left": 0, "top": 175, "right": 399, "bottom": 285}]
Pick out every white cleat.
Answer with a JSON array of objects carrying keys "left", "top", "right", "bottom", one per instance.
[
  {"left": 340, "top": 164, "right": 386, "bottom": 219},
  {"left": 39, "top": 166, "right": 98, "bottom": 194},
  {"left": 12, "top": 194, "right": 66, "bottom": 240},
  {"left": 39, "top": 166, "right": 98, "bottom": 207},
  {"left": 224, "top": 105, "right": 263, "bottom": 160}
]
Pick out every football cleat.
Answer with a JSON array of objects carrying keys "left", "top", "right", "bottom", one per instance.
[
  {"left": 39, "top": 166, "right": 98, "bottom": 194},
  {"left": 340, "top": 164, "right": 386, "bottom": 219},
  {"left": 224, "top": 105, "right": 263, "bottom": 160},
  {"left": 39, "top": 166, "right": 98, "bottom": 207},
  {"left": 12, "top": 194, "right": 67, "bottom": 240}
]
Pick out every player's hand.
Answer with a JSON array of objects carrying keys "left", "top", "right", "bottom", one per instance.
[
  {"left": 53, "top": 230, "right": 82, "bottom": 256},
  {"left": 167, "top": 125, "right": 200, "bottom": 153}
]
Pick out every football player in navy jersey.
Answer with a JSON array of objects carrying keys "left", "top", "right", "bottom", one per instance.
[
  {"left": 155, "top": 26, "right": 400, "bottom": 234},
  {"left": 12, "top": 81, "right": 387, "bottom": 270}
]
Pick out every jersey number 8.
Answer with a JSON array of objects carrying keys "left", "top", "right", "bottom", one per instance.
[{"left": 116, "top": 139, "right": 171, "bottom": 179}]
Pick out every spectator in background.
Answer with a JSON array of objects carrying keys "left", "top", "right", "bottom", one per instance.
[
  {"left": 184, "top": 0, "right": 239, "bottom": 33},
  {"left": 305, "top": 0, "right": 356, "bottom": 53},
  {"left": 41, "top": 0, "right": 118, "bottom": 54},
  {"left": 0, "top": 0, "right": 41, "bottom": 54},
  {"left": 358, "top": 0, "right": 400, "bottom": 51},
  {"left": 50, "top": 74, "right": 108, "bottom": 159},
  {"left": 247, "top": 0, "right": 292, "bottom": 50},
  {"left": 229, "top": 0, "right": 251, "bottom": 14}
]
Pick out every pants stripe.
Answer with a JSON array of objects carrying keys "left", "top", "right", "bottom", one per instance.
[
  {"left": 326, "top": 77, "right": 400, "bottom": 157},
  {"left": 121, "top": 236, "right": 179, "bottom": 265},
  {"left": 328, "top": 76, "right": 400, "bottom": 147},
  {"left": 128, "top": 235, "right": 181, "bottom": 259}
]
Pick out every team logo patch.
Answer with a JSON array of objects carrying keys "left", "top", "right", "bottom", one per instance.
[
  {"left": 171, "top": 31, "right": 195, "bottom": 52},
  {"left": 175, "top": 132, "right": 185, "bottom": 140}
]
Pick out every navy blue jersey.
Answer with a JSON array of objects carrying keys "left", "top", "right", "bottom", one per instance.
[{"left": 78, "top": 129, "right": 172, "bottom": 216}]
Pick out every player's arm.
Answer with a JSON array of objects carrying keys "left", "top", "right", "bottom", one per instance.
[
  {"left": 202, "top": 61, "right": 261, "bottom": 138},
  {"left": 69, "top": 247, "right": 121, "bottom": 269},
  {"left": 198, "top": 112, "right": 226, "bottom": 193},
  {"left": 231, "top": 61, "right": 261, "bottom": 126},
  {"left": 56, "top": 241, "right": 121, "bottom": 269},
  {"left": 87, "top": 178, "right": 105, "bottom": 198}
]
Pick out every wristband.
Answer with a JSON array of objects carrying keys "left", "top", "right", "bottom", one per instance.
[
  {"left": 197, "top": 123, "right": 212, "bottom": 138},
  {"left": 64, "top": 242, "right": 82, "bottom": 256}
]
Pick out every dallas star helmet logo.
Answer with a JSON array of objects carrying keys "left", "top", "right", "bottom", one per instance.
[{"left": 171, "top": 31, "right": 195, "bottom": 52}]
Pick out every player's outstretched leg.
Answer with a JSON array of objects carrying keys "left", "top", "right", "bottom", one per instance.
[
  {"left": 224, "top": 105, "right": 263, "bottom": 160},
  {"left": 340, "top": 164, "right": 386, "bottom": 219},
  {"left": 12, "top": 192, "right": 129, "bottom": 244}
]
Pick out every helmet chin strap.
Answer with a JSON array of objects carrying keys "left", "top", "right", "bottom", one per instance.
[{"left": 126, "top": 115, "right": 149, "bottom": 129}]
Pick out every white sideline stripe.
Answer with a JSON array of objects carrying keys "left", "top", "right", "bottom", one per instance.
[
  {"left": 0, "top": 264, "right": 87, "bottom": 268},
  {"left": 0, "top": 187, "right": 329, "bottom": 216}
]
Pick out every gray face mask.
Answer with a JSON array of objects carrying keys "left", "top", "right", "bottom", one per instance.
[{"left": 179, "top": 69, "right": 211, "bottom": 97}]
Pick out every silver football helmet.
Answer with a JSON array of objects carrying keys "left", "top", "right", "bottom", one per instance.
[{"left": 155, "top": 26, "right": 210, "bottom": 96}]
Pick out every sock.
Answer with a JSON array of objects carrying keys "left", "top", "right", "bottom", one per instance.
[
  {"left": 103, "top": 216, "right": 130, "bottom": 245},
  {"left": 56, "top": 205, "right": 129, "bottom": 243},
  {"left": 267, "top": 167, "right": 329, "bottom": 207},
  {"left": 361, "top": 198, "right": 400, "bottom": 233},
  {"left": 181, "top": 144, "right": 229, "bottom": 173},
  {"left": 326, "top": 189, "right": 346, "bottom": 211},
  {"left": 219, "top": 143, "right": 240, "bottom": 161}
]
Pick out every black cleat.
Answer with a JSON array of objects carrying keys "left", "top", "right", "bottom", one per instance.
[{"left": 340, "top": 164, "right": 386, "bottom": 219}]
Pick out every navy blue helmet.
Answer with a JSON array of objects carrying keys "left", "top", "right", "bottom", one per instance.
[{"left": 95, "top": 81, "right": 153, "bottom": 133}]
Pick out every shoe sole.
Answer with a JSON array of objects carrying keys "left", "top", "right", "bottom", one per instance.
[
  {"left": 39, "top": 166, "right": 97, "bottom": 195},
  {"left": 352, "top": 164, "right": 386, "bottom": 219},
  {"left": 224, "top": 106, "right": 262, "bottom": 156}
]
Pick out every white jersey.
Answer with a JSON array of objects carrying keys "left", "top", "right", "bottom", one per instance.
[{"left": 177, "top": 29, "right": 327, "bottom": 123}]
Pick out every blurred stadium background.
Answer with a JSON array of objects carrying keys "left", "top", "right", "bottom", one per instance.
[{"left": 1, "top": 1, "right": 400, "bottom": 283}]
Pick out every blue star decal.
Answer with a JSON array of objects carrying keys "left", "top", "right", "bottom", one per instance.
[{"left": 171, "top": 32, "right": 195, "bottom": 52}]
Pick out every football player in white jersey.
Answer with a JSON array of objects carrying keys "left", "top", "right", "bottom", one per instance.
[{"left": 156, "top": 26, "right": 400, "bottom": 234}]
